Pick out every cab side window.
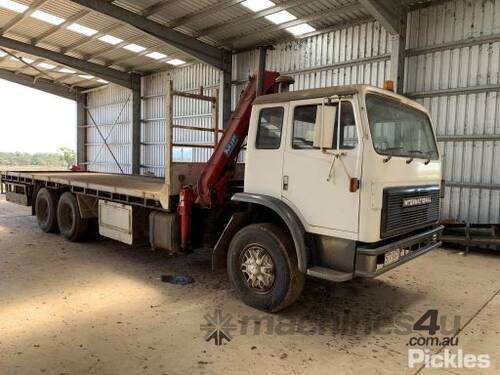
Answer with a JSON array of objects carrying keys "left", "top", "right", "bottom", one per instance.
[
  {"left": 335, "top": 102, "right": 358, "bottom": 149},
  {"left": 293, "top": 102, "right": 358, "bottom": 150},
  {"left": 256, "top": 107, "right": 284, "bottom": 149},
  {"left": 292, "top": 106, "right": 317, "bottom": 149}
]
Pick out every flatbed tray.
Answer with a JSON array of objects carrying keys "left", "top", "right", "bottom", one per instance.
[{"left": 1, "top": 171, "right": 169, "bottom": 208}]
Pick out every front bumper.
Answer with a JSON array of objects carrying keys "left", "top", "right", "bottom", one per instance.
[{"left": 354, "top": 225, "right": 444, "bottom": 278}]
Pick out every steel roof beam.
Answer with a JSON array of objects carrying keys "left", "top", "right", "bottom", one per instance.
[
  {"left": 31, "top": 62, "right": 82, "bottom": 85},
  {"left": 359, "top": 0, "right": 403, "bottom": 34},
  {"left": 408, "top": 0, "right": 448, "bottom": 11},
  {"left": 358, "top": 1, "right": 407, "bottom": 92},
  {"left": 14, "top": 57, "right": 45, "bottom": 74},
  {"left": 221, "top": 3, "right": 361, "bottom": 48},
  {"left": 142, "top": 0, "right": 184, "bottom": 17},
  {"left": 169, "top": 0, "right": 246, "bottom": 29},
  {"left": 196, "top": 0, "right": 320, "bottom": 38},
  {"left": 0, "top": 67, "right": 84, "bottom": 101},
  {"left": 11, "top": 54, "right": 44, "bottom": 74},
  {"left": 2, "top": 48, "right": 74, "bottom": 89},
  {"left": 0, "top": 36, "right": 137, "bottom": 88},
  {"left": 67, "top": 0, "right": 224, "bottom": 69}
]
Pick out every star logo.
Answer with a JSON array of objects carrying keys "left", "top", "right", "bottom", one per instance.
[{"left": 200, "top": 309, "right": 237, "bottom": 346}]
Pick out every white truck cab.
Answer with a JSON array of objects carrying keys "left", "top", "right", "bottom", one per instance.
[
  {"left": 226, "top": 84, "right": 443, "bottom": 305},
  {"left": 246, "top": 84, "right": 441, "bottom": 242}
]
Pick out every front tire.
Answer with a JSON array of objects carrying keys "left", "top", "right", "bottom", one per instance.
[
  {"left": 57, "top": 192, "right": 88, "bottom": 242},
  {"left": 227, "top": 223, "right": 305, "bottom": 312}
]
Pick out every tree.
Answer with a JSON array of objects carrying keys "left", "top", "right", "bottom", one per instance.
[{"left": 59, "top": 147, "right": 76, "bottom": 168}]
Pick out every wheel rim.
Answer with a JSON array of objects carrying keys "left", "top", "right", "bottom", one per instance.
[
  {"left": 240, "top": 245, "right": 275, "bottom": 293},
  {"left": 59, "top": 201, "right": 74, "bottom": 232}
]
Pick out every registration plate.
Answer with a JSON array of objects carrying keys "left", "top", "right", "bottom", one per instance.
[{"left": 384, "top": 249, "right": 402, "bottom": 266}]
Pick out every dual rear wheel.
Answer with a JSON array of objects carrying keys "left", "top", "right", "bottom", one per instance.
[
  {"left": 35, "top": 188, "right": 59, "bottom": 233},
  {"left": 35, "top": 188, "right": 89, "bottom": 242}
]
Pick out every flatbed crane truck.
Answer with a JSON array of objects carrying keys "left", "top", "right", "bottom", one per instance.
[{"left": 1, "top": 72, "right": 443, "bottom": 311}]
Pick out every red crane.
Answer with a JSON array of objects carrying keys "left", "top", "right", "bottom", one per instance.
[{"left": 178, "top": 71, "right": 281, "bottom": 250}]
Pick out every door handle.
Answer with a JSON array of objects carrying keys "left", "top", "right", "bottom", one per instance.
[{"left": 283, "top": 175, "right": 289, "bottom": 191}]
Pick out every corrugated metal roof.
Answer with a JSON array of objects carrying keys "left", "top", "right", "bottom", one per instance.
[{"left": 0, "top": 0, "right": 440, "bottom": 91}]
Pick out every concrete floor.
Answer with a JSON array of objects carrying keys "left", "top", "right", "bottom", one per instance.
[{"left": 0, "top": 194, "right": 499, "bottom": 375}]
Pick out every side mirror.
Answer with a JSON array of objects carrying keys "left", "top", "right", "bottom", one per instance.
[{"left": 313, "top": 104, "right": 337, "bottom": 149}]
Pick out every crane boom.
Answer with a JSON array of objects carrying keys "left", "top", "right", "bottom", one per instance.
[
  {"left": 178, "top": 71, "right": 280, "bottom": 250},
  {"left": 195, "top": 71, "right": 280, "bottom": 208}
]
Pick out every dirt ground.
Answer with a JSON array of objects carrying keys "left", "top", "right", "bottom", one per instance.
[{"left": 0, "top": 194, "right": 499, "bottom": 375}]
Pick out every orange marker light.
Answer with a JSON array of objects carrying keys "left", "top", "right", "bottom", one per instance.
[{"left": 383, "top": 80, "right": 395, "bottom": 92}]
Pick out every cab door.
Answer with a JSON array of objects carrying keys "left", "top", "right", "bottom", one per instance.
[
  {"left": 245, "top": 103, "right": 288, "bottom": 198},
  {"left": 281, "top": 97, "right": 363, "bottom": 239}
]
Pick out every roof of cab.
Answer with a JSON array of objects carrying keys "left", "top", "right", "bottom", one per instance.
[
  {"left": 252, "top": 83, "right": 430, "bottom": 114},
  {"left": 253, "top": 84, "right": 400, "bottom": 105}
]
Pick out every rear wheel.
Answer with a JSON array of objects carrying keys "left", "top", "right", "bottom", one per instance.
[
  {"left": 57, "top": 192, "right": 88, "bottom": 242},
  {"left": 227, "top": 223, "right": 305, "bottom": 312},
  {"left": 35, "top": 188, "right": 59, "bottom": 233}
]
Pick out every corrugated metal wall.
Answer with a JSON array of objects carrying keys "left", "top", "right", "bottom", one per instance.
[
  {"left": 141, "top": 71, "right": 169, "bottom": 177},
  {"left": 84, "top": 1, "right": 499, "bottom": 224},
  {"left": 141, "top": 65, "right": 221, "bottom": 177},
  {"left": 85, "top": 85, "right": 132, "bottom": 174},
  {"left": 232, "top": 20, "right": 391, "bottom": 97},
  {"left": 171, "top": 64, "right": 220, "bottom": 165},
  {"left": 406, "top": 0, "right": 500, "bottom": 224},
  {"left": 87, "top": 65, "right": 220, "bottom": 177}
]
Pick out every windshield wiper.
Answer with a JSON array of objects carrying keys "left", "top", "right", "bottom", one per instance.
[
  {"left": 382, "top": 147, "right": 403, "bottom": 163},
  {"left": 407, "top": 150, "right": 432, "bottom": 165},
  {"left": 405, "top": 150, "right": 420, "bottom": 164}
]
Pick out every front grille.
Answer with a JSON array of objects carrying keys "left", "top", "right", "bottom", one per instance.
[{"left": 381, "top": 185, "right": 440, "bottom": 238}]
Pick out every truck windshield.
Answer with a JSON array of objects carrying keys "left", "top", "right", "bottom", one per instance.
[{"left": 366, "top": 94, "right": 438, "bottom": 160}]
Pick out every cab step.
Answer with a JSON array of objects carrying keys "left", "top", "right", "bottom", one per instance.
[{"left": 306, "top": 267, "right": 353, "bottom": 282}]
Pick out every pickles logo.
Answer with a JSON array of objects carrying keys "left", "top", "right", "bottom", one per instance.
[
  {"left": 409, "top": 349, "right": 491, "bottom": 369},
  {"left": 407, "top": 310, "right": 491, "bottom": 369},
  {"left": 200, "top": 309, "right": 237, "bottom": 346}
]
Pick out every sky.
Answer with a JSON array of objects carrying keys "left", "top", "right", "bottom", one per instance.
[{"left": 0, "top": 79, "right": 76, "bottom": 154}]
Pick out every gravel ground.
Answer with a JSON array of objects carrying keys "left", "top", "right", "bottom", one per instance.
[{"left": 0, "top": 195, "right": 499, "bottom": 375}]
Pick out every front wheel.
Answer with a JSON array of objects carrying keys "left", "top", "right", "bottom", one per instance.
[{"left": 227, "top": 223, "right": 305, "bottom": 312}]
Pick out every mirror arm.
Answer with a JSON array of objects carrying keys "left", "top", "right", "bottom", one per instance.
[
  {"left": 336, "top": 100, "right": 342, "bottom": 150},
  {"left": 320, "top": 100, "right": 325, "bottom": 152}
]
